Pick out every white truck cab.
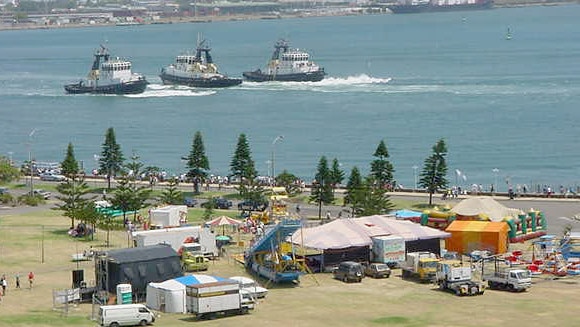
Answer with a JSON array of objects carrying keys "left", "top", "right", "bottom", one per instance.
[
  {"left": 485, "top": 268, "right": 532, "bottom": 291},
  {"left": 99, "top": 304, "right": 155, "bottom": 327}
]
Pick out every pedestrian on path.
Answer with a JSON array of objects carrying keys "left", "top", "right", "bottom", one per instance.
[{"left": 15, "top": 274, "right": 20, "bottom": 289}]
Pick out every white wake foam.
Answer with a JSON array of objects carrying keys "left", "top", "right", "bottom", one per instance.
[
  {"left": 314, "top": 74, "right": 392, "bottom": 86},
  {"left": 239, "top": 74, "right": 392, "bottom": 91},
  {"left": 125, "top": 84, "right": 216, "bottom": 97}
]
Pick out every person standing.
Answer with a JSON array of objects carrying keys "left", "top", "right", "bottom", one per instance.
[
  {"left": 28, "top": 271, "right": 34, "bottom": 290},
  {"left": 1, "top": 275, "right": 6, "bottom": 295},
  {"left": 15, "top": 274, "right": 20, "bottom": 289}
]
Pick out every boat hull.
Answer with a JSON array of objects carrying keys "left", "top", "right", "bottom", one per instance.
[
  {"left": 250, "top": 262, "right": 300, "bottom": 283},
  {"left": 242, "top": 70, "right": 325, "bottom": 82},
  {"left": 388, "top": 1, "right": 493, "bottom": 14},
  {"left": 160, "top": 72, "right": 242, "bottom": 88},
  {"left": 64, "top": 79, "right": 148, "bottom": 95}
]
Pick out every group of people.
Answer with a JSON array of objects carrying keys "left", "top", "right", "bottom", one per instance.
[
  {"left": 0, "top": 272, "right": 35, "bottom": 303},
  {"left": 242, "top": 217, "right": 265, "bottom": 237},
  {"left": 68, "top": 222, "right": 93, "bottom": 238}
]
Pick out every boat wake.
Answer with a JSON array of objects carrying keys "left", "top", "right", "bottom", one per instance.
[
  {"left": 315, "top": 74, "right": 392, "bottom": 86},
  {"left": 125, "top": 84, "right": 217, "bottom": 97},
  {"left": 240, "top": 74, "right": 392, "bottom": 92}
]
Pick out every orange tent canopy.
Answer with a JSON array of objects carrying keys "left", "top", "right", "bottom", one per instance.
[{"left": 445, "top": 220, "right": 509, "bottom": 255}]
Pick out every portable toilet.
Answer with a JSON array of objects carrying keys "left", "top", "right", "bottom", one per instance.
[{"left": 116, "top": 283, "right": 132, "bottom": 304}]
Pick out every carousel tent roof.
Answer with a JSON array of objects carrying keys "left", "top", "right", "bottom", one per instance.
[
  {"left": 451, "top": 197, "right": 522, "bottom": 222},
  {"left": 290, "top": 215, "right": 450, "bottom": 250}
]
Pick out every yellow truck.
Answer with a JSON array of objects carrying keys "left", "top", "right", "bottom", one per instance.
[
  {"left": 180, "top": 243, "right": 209, "bottom": 272},
  {"left": 401, "top": 252, "right": 439, "bottom": 282}
]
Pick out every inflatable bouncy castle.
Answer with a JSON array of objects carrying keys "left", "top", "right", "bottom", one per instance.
[{"left": 411, "top": 198, "right": 547, "bottom": 243}]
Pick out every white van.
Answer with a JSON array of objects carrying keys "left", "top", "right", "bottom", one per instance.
[{"left": 99, "top": 304, "right": 155, "bottom": 327}]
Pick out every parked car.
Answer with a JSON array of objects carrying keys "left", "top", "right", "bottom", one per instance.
[
  {"left": 201, "top": 197, "right": 232, "bottom": 210},
  {"left": 237, "top": 200, "right": 268, "bottom": 212},
  {"left": 0, "top": 187, "right": 8, "bottom": 195},
  {"left": 333, "top": 261, "right": 364, "bottom": 283},
  {"left": 184, "top": 197, "right": 198, "bottom": 207},
  {"left": 229, "top": 276, "right": 268, "bottom": 299},
  {"left": 32, "top": 189, "right": 51, "bottom": 199},
  {"left": 363, "top": 262, "right": 391, "bottom": 278},
  {"left": 39, "top": 173, "right": 67, "bottom": 182}
]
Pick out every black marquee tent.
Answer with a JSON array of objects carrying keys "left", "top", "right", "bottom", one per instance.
[{"left": 95, "top": 244, "right": 183, "bottom": 299}]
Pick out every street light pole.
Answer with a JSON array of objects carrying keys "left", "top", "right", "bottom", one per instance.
[
  {"left": 412, "top": 165, "right": 418, "bottom": 191},
  {"left": 316, "top": 179, "right": 323, "bottom": 222},
  {"left": 271, "top": 135, "right": 283, "bottom": 186},
  {"left": 492, "top": 168, "right": 499, "bottom": 194},
  {"left": 28, "top": 129, "right": 37, "bottom": 195}
]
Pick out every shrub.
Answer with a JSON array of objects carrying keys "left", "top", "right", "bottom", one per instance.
[{"left": 18, "top": 194, "right": 45, "bottom": 206}]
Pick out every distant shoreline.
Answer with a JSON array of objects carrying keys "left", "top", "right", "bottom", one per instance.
[
  {"left": 1, "top": 2, "right": 577, "bottom": 33},
  {"left": 0, "top": 12, "right": 348, "bottom": 32}
]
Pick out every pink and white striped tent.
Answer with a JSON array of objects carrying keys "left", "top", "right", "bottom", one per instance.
[{"left": 290, "top": 215, "right": 450, "bottom": 250}]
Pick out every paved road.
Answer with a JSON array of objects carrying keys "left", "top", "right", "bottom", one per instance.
[{"left": 2, "top": 178, "right": 579, "bottom": 235}]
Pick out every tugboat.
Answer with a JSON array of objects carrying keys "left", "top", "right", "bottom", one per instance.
[
  {"left": 159, "top": 37, "right": 242, "bottom": 88},
  {"left": 64, "top": 45, "right": 148, "bottom": 95},
  {"left": 243, "top": 39, "right": 325, "bottom": 82}
]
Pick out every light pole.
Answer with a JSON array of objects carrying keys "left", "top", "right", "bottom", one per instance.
[
  {"left": 271, "top": 135, "right": 283, "bottom": 186},
  {"left": 492, "top": 168, "right": 499, "bottom": 194},
  {"left": 412, "top": 165, "right": 418, "bottom": 191},
  {"left": 28, "top": 129, "right": 37, "bottom": 195}
]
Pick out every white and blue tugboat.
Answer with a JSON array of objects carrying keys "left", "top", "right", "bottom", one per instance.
[
  {"left": 64, "top": 45, "right": 148, "bottom": 95},
  {"left": 243, "top": 39, "right": 325, "bottom": 82},
  {"left": 159, "top": 37, "right": 242, "bottom": 88}
]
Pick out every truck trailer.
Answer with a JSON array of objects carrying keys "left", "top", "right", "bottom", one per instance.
[
  {"left": 371, "top": 235, "right": 406, "bottom": 267},
  {"left": 186, "top": 281, "right": 255, "bottom": 320}
]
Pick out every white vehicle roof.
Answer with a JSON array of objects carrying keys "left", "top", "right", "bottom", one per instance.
[
  {"left": 229, "top": 276, "right": 268, "bottom": 293},
  {"left": 229, "top": 276, "right": 256, "bottom": 285}
]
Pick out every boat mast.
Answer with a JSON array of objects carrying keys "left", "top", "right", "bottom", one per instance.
[
  {"left": 271, "top": 39, "right": 289, "bottom": 61},
  {"left": 88, "top": 45, "right": 108, "bottom": 80}
]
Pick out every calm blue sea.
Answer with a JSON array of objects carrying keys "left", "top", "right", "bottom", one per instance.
[{"left": 1, "top": 5, "right": 580, "bottom": 192}]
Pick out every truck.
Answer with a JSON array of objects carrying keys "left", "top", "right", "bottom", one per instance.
[
  {"left": 435, "top": 260, "right": 485, "bottom": 296},
  {"left": 98, "top": 303, "right": 155, "bottom": 327},
  {"left": 180, "top": 243, "right": 209, "bottom": 271},
  {"left": 401, "top": 252, "right": 439, "bottom": 282},
  {"left": 484, "top": 268, "right": 532, "bottom": 292},
  {"left": 149, "top": 205, "right": 187, "bottom": 227},
  {"left": 132, "top": 226, "right": 218, "bottom": 258},
  {"left": 186, "top": 281, "right": 255, "bottom": 320},
  {"left": 371, "top": 235, "right": 406, "bottom": 267}
]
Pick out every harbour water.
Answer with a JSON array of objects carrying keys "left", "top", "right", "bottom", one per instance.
[{"left": 1, "top": 5, "right": 580, "bottom": 192}]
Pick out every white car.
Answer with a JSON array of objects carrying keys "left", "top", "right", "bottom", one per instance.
[
  {"left": 229, "top": 276, "right": 268, "bottom": 299},
  {"left": 32, "top": 189, "right": 51, "bottom": 199},
  {"left": 39, "top": 173, "right": 67, "bottom": 182}
]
